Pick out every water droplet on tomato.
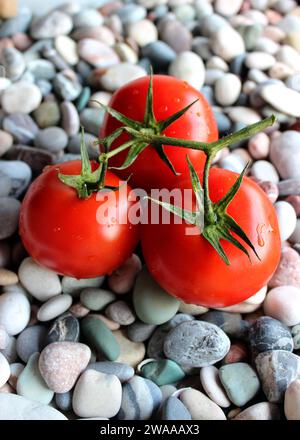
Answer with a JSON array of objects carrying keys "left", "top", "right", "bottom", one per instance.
[{"left": 256, "top": 223, "right": 266, "bottom": 247}]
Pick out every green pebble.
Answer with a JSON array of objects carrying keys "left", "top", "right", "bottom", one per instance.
[
  {"left": 133, "top": 268, "right": 180, "bottom": 325},
  {"left": 33, "top": 101, "right": 60, "bottom": 128},
  {"left": 81, "top": 315, "right": 120, "bottom": 361},
  {"left": 292, "top": 324, "right": 300, "bottom": 349},
  {"left": 141, "top": 359, "right": 185, "bottom": 386},
  {"left": 16, "top": 352, "right": 54, "bottom": 405},
  {"left": 219, "top": 362, "right": 260, "bottom": 407},
  {"left": 80, "top": 288, "right": 116, "bottom": 311},
  {"left": 76, "top": 87, "right": 91, "bottom": 112},
  {"left": 236, "top": 23, "right": 262, "bottom": 51}
]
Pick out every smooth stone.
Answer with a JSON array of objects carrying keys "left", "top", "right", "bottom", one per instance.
[
  {"left": 2, "top": 113, "right": 38, "bottom": 145},
  {"left": 261, "top": 84, "right": 300, "bottom": 117},
  {"left": 0, "top": 292, "right": 30, "bottom": 336},
  {"left": 73, "top": 8, "right": 103, "bottom": 28},
  {"left": 108, "top": 254, "right": 142, "bottom": 295},
  {"left": 27, "top": 59, "right": 56, "bottom": 80},
  {"left": 61, "top": 101, "right": 80, "bottom": 136},
  {"left": 214, "top": 73, "right": 241, "bottom": 106},
  {"left": 162, "top": 313, "right": 194, "bottom": 331},
  {"left": 0, "top": 325, "right": 9, "bottom": 350},
  {"left": 0, "top": 394, "right": 67, "bottom": 420},
  {"left": 17, "top": 353, "right": 53, "bottom": 404},
  {"left": 215, "top": 0, "right": 243, "bottom": 16},
  {"left": 205, "top": 69, "right": 225, "bottom": 86},
  {"left": 219, "top": 363, "right": 260, "bottom": 406},
  {"left": 113, "top": 330, "right": 145, "bottom": 368},
  {"left": 200, "top": 366, "right": 230, "bottom": 408},
  {"left": 78, "top": 39, "right": 119, "bottom": 69},
  {"left": 256, "top": 350, "right": 300, "bottom": 402},
  {"left": 200, "top": 13, "right": 228, "bottom": 37},
  {"left": 164, "top": 321, "right": 230, "bottom": 368},
  {"left": 160, "top": 396, "right": 192, "bottom": 420},
  {"left": 114, "top": 42, "right": 138, "bottom": 64},
  {"left": 211, "top": 25, "right": 245, "bottom": 61},
  {"left": 5, "top": 145, "right": 54, "bottom": 176},
  {"left": 100, "top": 63, "right": 147, "bottom": 92},
  {"left": 147, "top": 326, "right": 175, "bottom": 360},
  {"left": 0, "top": 172, "right": 12, "bottom": 197},
  {"left": 200, "top": 310, "right": 248, "bottom": 339},
  {"left": 117, "top": 375, "right": 162, "bottom": 420},
  {"left": 34, "top": 127, "right": 68, "bottom": 153},
  {"left": 226, "top": 106, "right": 261, "bottom": 124},
  {"left": 105, "top": 300, "right": 135, "bottom": 326},
  {"left": 128, "top": 19, "right": 158, "bottom": 47},
  {"left": 1, "top": 48, "right": 25, "bottom": 81},
  {"left": 55, "top": 35, "right": 78, "bottom": 66},
  {"left": 290, "top": 219, "right": 300, "bottom": 244},
  {"left": 9, "top": 362, "right": 24, "bottom": 389},
  {"left": 159, "top": 19, "right": 192, "bottom": 53},
  {"left": 249, "top": 316, "right": 293, "bottom": 353},
  {"left": 292, "top": 325, "right": 300, "bottom": 350},
  {"left": 37, "top": 294, "right": 73, "bottom": 322},
  {"left": 233, "top": 402, "right": 280, "bottom": 420},
  {"left": 141, "top": 41, "right": 176, "bottom": 70},
  {"left": 275, "top": 201, "right": 297, "bottom": 241},
  {"left": 33, "top": 102, "right": 60, "bottom": 129},
  {"left": 127, "top": 321, "right": 156, "bottom": 343},
  {"left": 0, "top": 8, "right": 32, "bottom": 37},
  {"left": 67, "top": 132, "right": 99, "bottom": 159},
  {"left": 72, "top": 25, "right": 115, "bottom": 45},
  {"left": 53, "top": 72, "right": 82, "bottom": 101},
  {"left": 277, "top": 45, "right": 300, "bottom": 71},
  {"left": 39, "top": 342, "right": 91, "bottom": 393},
  {"left": 251, "top": 160, "right": 279, "bottom": 183},
  {"left": 80, "top": 288, "right": 115, "bottom": 311},
  {"left": 81, "top": 315, "right": 120, "bottom": 361},
  {"left": 259, "top": 181, "right": 279, "bottom": 204},
  {"left": 0, "top": 268, "right": 18, "bottom": 286},
  {"left": 55, "top": 391, "right": 72, "bottom": 412},
  {"left": 76, "top": 87, "right": 91, "bottom": 112},
  {"left": 180, "top": 388, "right": 226, "bottom": 420},
  {"left": 115, "top": 4, "right": 146, "bottom": 25},
  {"left": 1, "top": 81, "right": 42, "bottom": 114},
  {"left": 284, "top": 379, "right": 300, "bottom": 420},
  {"left": 69, "top": 303, "right": 90, "bottom": 319},
  {"left": 87, "top": 361, "right": 134, "bottom": 383},
  {"left": 178, "top": 301, "right": 208, "bottom": 315},
  {"left": 270, "top": 131, "right": 300, "bottom": 179},
  {"left": 169, "top": 51, "right": 205, "bottom": 90},
  {"left": 16, "top": 325, "right": 47, "bottom": 363},
  {"left": 264, "top": 285, "right": 300, "bottom": 326},
  {"left": 47, "top": 313, "right": 80, "bottom": 344},
  {"left": 73, "top": 369, "right": 122, "bottom": 418},
  {"left": 36, "top": 79, "right": 52, "bottom": 97},
  {"left": 79, "top": 108, "right": 104, "bottom": 136},
  {"left": 0, "top": 335, "right": 17, "bottom": 363},
  {"left": 286, "top": 72, "right": 300, "bottom": 92},
  {"left": 133, "top": 268, "right": 179, "bottom": 325},
  {"left": 88, "top": 91, "right": 112, "bottom": 108},
  {"left": 239, "top": 23, "right": 263, "bottom": 51},
  {"left": 0, "top": 352, "right": 10, "bottom": 387},
  {"left": 141, "top": 359, "right": 185, "bottom": 386},
  {"left": 18, "top": 257, "right": 62, "bottom": 302},
  {"left": 248, "top": 132, "right": 270, "bottom": 159},
  {"left": 245, "top": 52, "right": 275, "bottom": 70},
  {"left": 30, "top": 11, "right": 73, "bottom": 39},
  {"left": 61, "top": 276, "right": 104, "bottom": 296}
]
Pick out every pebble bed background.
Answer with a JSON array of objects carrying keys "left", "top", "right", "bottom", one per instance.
[{"left": 1, "top": 0, "right": 300, "bottom": 421}]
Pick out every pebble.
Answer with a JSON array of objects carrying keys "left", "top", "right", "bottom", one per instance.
[
  {"left": 269, "top": 247, "right": 300, "bottom": 289},
  {"left": 27, "top": 59, "right": 56, "bottom": 81},
  {"left": 248, "top": 132, "right": 270, "bottom": 159},
  {"left": 0, "top": 172, "right": 12, "bottom": 198},
  {"left": 200, "top": 366, "right": 231, "bottom": 408},
  {"left": 54, "top": 35, "right": 78, "bottom": 65},
  {"left": 18, "top": 257, "right": 62, "bottom": 302},
  {"left": 275, "top": 201, "right": 297, "bottom": 241},
  {"left": 117, "top": 375, "right": 162, "bottom": 420},
  {"left": 47, "top": 313, "right": 80, "bottom": 344},
  {"left": 73, "top": 370, "right": 122, "bottom": 418},
  {"left": 245, "top": 52, "right": 276, "bottom": 70},
  {"left": 116, "top": 4, "right": 147, "bottom": 25},
  {"left": 0, "top": 352, "right": 10, "bottom": 387},
  {"left": 179, "top": 388, "right": 226, "bottom": 420},
  {"left": 0, "top": 335, "right": 17, "bottom": 363},
  {"left": 67, "top": 132, "right": 99, "bottom": 159},
  {"left": 33, "top": 102, "right": 61, "bottom": 129},
  {"left": 127, "top": 321, "right": 156, "bottom": 343},
  {"left": 81, "top": 315, "right": 120, "bottom": 361},
  {"left": 37, "top": 294, "right": 73, "bottom": 322},
  {"left": 55, "top": 391, "right": 72, "bottom": 412},
  {"left": 100, "top": 63, "right": 147, "bottom": 92},
  {"left": 140, "top": 359, "right": 185, "bottom": 386},
  {"left": 16, "top": 325, "right": 47, "bottom": 363},
  {"left": 222, "top": 342, "right": 248, "bottom": 364},
  {"left": 249, "top": 316, "right": 293, "bottom": 354},
  {"left": 178, "top": 301, "right": 208, "bottom": 315},
  {"left": 128, "top": 19, "right": 158, "bottom": 47},
  {"left": 9, "top": 363, "right": 24, "bottom": 389},
  {"left": 251, "top": 160, "right": 279, "bottom": 183},
  {"left": 0, "top": 268, "right": 18, "bottom": 286},
  {"left": 159, "top": 19, "right": 192, "bottom": 53},
  {"left": 160, "top": 396, "right": 192, "bottom": 420},
  {"left": 133, "top": 268, "right": 180, "bottom": 325},
  {"left": 261, "top": 84, "right": 300, "bottom": 117},
  {"left": 169, "top": 51, "right": 205, "bottom": 90},
  {"left": 270, "top": 131, "right": 300, "bottom": 179},
  {"left": 113, "top": 330, "right": 145, "bottom": 368},
  {"left": 0, "top": 292, "right": 30, "bottom": 336},
  {"left": 264, "top": 285, "right": 300, "bottom": 326},
  {"left": 34, "top": 127, "right": 68, "bottom": 153},
  {"left": 87, "top": 361, "right": 134, "bottom": 383},
  {"left": 214, "top": 73, "right": 241, "bottom": 106},
  {"left": 1, "top": 48, "right": 26, "bottom": 81},
  {"left": 53, "top": 72, "right": 82, "bottom": 101},
  {"left": 219, "top": 363, "right": 260, "bottom": 406},
  {"left": 108, "top": 254, "right": 142, "bottom": 295},
  {"left": 79, "top": 108, "right": 104, "bottom": 136},
  {"left": 0, "top": 325, "right": 9, "bottom": 350},
  {"left": 61, "top": 275, "right": 104, "bottom": 296},
  {"left": 3, "top": 113, "right": 38, "bottom": 145},
  {"left": 211, "top": 25, "right": 245, "bottom": 61},
  {"left": 200, "top": 310, "right": 249, "bottom": 339},
  {"left": 78, "top": 39, "right": 119, "bottom": 69},
  {"left": 284, "top": 379, "right": 300, "bottom": 420},
  {"left": 0, "top": 394, "right": 67, "bottom": 420},
  {"left": 215, "top": 0, "right": 243, "bottom": 16},
  {"left": 163, "top": 321, "right": 230, "bottom": 367},
  {"left": 60, "top": 101, "right": 80, "bottom": 136},
  {"left": 233, "top": 402, "right": 280, "bottom": 420},
  {"left": 292, "top": 324, "right": 300, "bottom": 349},
  {"left": 1, "top": 81, "right": 42, "bottom": 114},
  {"left": 38, "top": 342, "right": 91, "bottom": 393},
  {"left": 17, "top": 353, "right": 54, "bottom": 404},
  {"left": 30, "top": 11, "right": 73, "bottom": 39},
  {"left": 80, "top": 288, "right": 116, "bottom": 311},
  {"left": 256, "top": 350, "right": 300, "bottom": 402},
  {"left": 105, "top": 301, "right": 135, "bottom": 326},
  {"left": 259, "top": 181, "right": 279, "bottom": 203},
  {"left": 73, "top": 9, "right": 103, "bottom": 28},
  {"left": 0, "top": 7, "right": 32, "bottom": 38},
  {"left": 141, "top": 41, "right": 176, "bottom": 70}
]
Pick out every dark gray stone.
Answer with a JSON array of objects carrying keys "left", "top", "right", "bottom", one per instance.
[
  {"left": 46, "top": 313, "right": 80, "bottom": 344},
  {"left": 87, "top": 361, "right": 134, "bottom": 383},
  {"left": 141, "top": 41, "right": 176, "bottom": 71},
  {"left": 199, "top": 310, "right": 249, "bottom": 339},
  {"left": 127, "top": 321, "right": 156, "bottom": 343},
  {"left": 55, "top": 391, "right": 72, "bottom": 412},
  {"left": 16, "top": 325, "right": 47, "bottom": 363},
  {"left": 3, "top": 113, "right": 39, "bottom": 144},
  {"left": 249, "top": 317, "right": 293, "bottom": 353}
]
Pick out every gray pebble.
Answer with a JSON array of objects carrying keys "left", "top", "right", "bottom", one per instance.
[
  {"left": 141, "top": 41, "right": 176, "bottom": 71},
  {"left": 55, "top": 391, "right": 72, "bottom": 412},
  {"left": 292, "top": 324, "right": 300, "bottom": 350},
  {"left": 46, "top": 313, "right": 80, "bottom": 344},
  {"left": 147, "top": 326, "right": 170, "bottom": 359},
  {"left": 0, "top": 172, "right": 12, "bottom": 198},
  {"left": 214, "top": 111, "right": 232, "bottom": 134},
  {"left": 87, "top": 361, "right": 134, "bottom": 383},
  {"left": 27, "top": 59, "right": 56, "bottom": 80},
  {"left": 79, "top": 108, "right": 104, "bottom": 136},
  {"left": 80, "top": 288, "right": 115, "bottom": 311},
  {"left": 200, "top": 310, "right": 249, "bottom": 339},
  {"left": 53, "top": 72, "right": 82, "bottom": 101},
  {"left": 105, "top": 301, "right": 135, "bottom": 326},
  {"left": 1, "top": 48, "right": 26, "bottom": 81},
  {"left": 0, "top": 7, "right": 32, "bottom": 37},
  {"left": 115, "top": 4, "right": 147, "bottom": 25},
  {"left": 164, "top": 321, "right": 230, "bottom": 367},
  {"left": 0, "top": 161, "right": 31, "bottom": 197},
  {"left": 162, "top": 313, "right": 194, "bottom": 332},
  {"left": 16, "top": 325, "right": 47, "bottom": 363},
  {"left": 30, "top": 10, "right": 73, "bottom": 39},
  {"left": 160, "top": 396, "right": 192, "bottom": 420},
  {"left": 73, "top": 9, "right": 103, "bottom": 28},
  {"left": 249, "top": 317, "right": 293, "bottom": 354},
  {"left": 35, "top": 79, "right": 53, "bottom": 96},
  {"left": 3, "top": 113, "right": 38, "bottom": 144},
  {"left": 67, "top": 132, "right": 99, "bottom": 159},
  {"left": 0, "top": 336, "right": 17, "bottom": 363},
  {"left": 34, "top": 127, "right": 68, "bottom": 153},
  {"left": 127, "top": 321, "right": 156, "bottom": 343},
  {"left": 61, "top": 101, "right": 80, "bottom": 136},
  {"left": 0, "top": 197, "right": 21, "bottom": 240}
]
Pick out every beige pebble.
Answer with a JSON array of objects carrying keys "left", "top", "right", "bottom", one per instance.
[
  {"left": 113, "top": 330, "right": 145, "bottom": 368},
  {"left": 179, "top": 301, "right": 208, "bottom": 315},
  {"left": 233, "top": 402, "right": 280, "bottom": 420},
  {"left": 284, "top": 379, "right": 300, "bottom": 420},
  {"left": 0, "top": 268, "right": 18, "bottom": 286},
  {"left": 248, "top": 132, "right": 270, "bottom": 159},
  {"left": 88, "top": 91, "right": 112, "bottom": 108},
  {"left": 180, "top": 388, "right": 226, "bottom": 420}
]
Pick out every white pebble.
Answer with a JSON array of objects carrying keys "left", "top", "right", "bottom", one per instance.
[
  {"left": 270, "top": 131, "right": 300, "bottom": 179},
  {"left": 169, "top": 51, "right": 205, "bottom": 90},
  {"left": 100, "top": 63, "right": 147, "bottom": 92},
  {"left": 1, "top": 81, "right": 42, "bottom": 114},
  {"left": 276, "top": 45, "right": 300, "bottom": 71},
  {"left": 261, "top": 84, "right": 300, "bottom": 118},
  {"left": 248, "top": 132, "right": 270, "bottom": 159},
  {"left": 211, "top": 26, "right": 245, "bottom": 61},
  {"left": 127, "top": 19, "right": 158, "bottom": 47},
  {"left": 0, "top": 353, "right": 10, "bottom": 387},
  {"left": 0, "top": 292, "right": 30, "bottom": 336},
  {"left": 55, "top": 35, "right": 79, "bottom": 66},
  {"left": 206, "top": 56, "right": 228, "bottom": 72},
  {"left": 251, "top": 160, "right": 279, "bottom": 183},
  {"left": 214, "top": 73, "right": 241, "bottom": 106},
  {"left": 200, "top": 366, "right": 231, "bottom": 408},
  {"left": 264, "top": 286, "right": 300, "bottom": 326},
  {"left": 226, "top": 107, "right": 261, "bottom": 124},
  {"left": 245, "top": 52, "right": 276, "bottom": 70},
  {"left": 215, "top": 0, "right": 243, "bottom": 17},
  {"left": 37, "top": 294, "right": 73, "bottom": 322},
  {"left": 219, "top": 154, "right": 245, "bottom": 173},
  {"left": 275, "top": 201, "right": 297, "bottom": 241}
]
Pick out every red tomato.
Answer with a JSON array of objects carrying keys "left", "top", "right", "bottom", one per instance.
[
  {"left": 19, "top": 161, "right": 139, "bottom": 279},
  {"left": 100, "top": 75, "right": 218, "bottom": 191},
  {"left": 141, "top": 168, "right": 281, "bottom": 308}
]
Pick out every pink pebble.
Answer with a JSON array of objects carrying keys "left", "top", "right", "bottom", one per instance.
[
  {"left": 286, "top": 195, "right": 300, "bottom": 216},
  {"left": 108, "top": 254, "right": 142, "bottom": 295},
  {"left": 264, "top": 285, "right": 300, "bottom": 326},
  {"left": 69, "top": 303, "right": 90, "bottom": 318},
  {"left": 12, "top": 33, "right": 32, "bottom": 51},
  {"left": 258, "top": 181, "right": 279, "bottom": 203},
  {"left": 269, "top": 247, "right": 300, "bottom": 289},
  {"left": 248, "top": 132, "right": 270, "bottom": 159}
]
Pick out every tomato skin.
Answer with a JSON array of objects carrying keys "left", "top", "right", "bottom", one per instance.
[
  {"left": 100, "top": 75, "right": 218, "bottom": 191},
  {"left": 19, "top": 161, "right": 140, "bottom": 279},
  {"left": 141, "top": 168, "right": 281, "bottom": 308}
]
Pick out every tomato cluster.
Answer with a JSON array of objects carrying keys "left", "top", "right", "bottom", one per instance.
[{"left": 19, "top": 75, "right": 281, "bottom": 307}]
